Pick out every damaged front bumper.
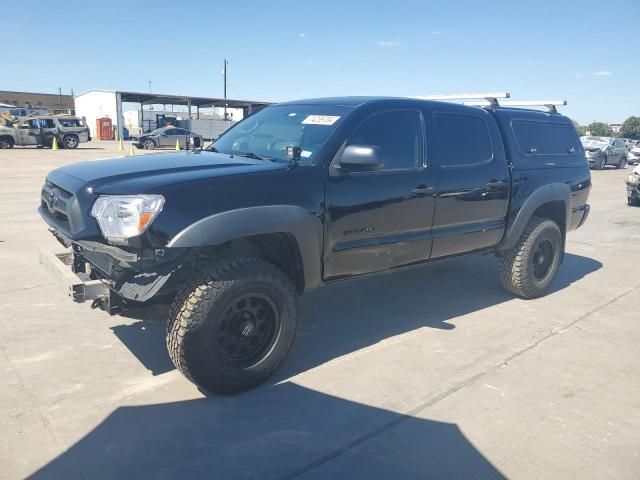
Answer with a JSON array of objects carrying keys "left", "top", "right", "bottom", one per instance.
[{"left": 40, "top": 230, "right": 192, "bottom": 314}]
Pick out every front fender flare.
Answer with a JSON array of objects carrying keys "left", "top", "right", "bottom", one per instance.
[
  {"left": 498, "top": 183, "right": 571, "bottom": 252},
  {"left": 166, "top": 205, "right": 323, "bottom": 291}
]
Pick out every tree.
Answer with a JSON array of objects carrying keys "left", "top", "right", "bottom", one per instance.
[
  {"left": 572, "top": 119, "right": 588, "bottom": 136},
  {"left": 620, "top": 116, "right": 640, "bottom": 140},
  {"left": 587, "top": 122, "right": 613, "bottom": 137}
]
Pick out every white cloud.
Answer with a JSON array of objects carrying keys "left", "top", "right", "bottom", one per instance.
[
  {"left": 576, "top": 71, "right": 613, "bottom": 79},
  {"left": 431, "top": 30, "right": 440, "bottom": 35},
  {"left": 377, "top": 40, "right": 402, "bottom": 47}
]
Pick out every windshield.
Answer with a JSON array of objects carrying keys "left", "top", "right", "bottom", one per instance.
[
  {"left": 208, "top": 104, "right": 352, "bottom": 163},
  {"left": 581, "top": 136, "right": 609, "bottom": 149}
]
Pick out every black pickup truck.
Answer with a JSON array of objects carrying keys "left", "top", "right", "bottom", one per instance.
[{"left": 39, "top": 97, "right": 591, "bottom": 394}]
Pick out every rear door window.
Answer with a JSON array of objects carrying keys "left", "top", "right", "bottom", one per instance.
[
  {"left": 512, "top": 120, "right": 579, "bottom": 156},
  {"left": 162, "top": 128, "right": 176, "bottom": 136},
  {"left": 39, "top": 119, "right": 56, "bottom": 128},
  {"left": 434, "top": 112, "right": 493, "bottom": 167}
]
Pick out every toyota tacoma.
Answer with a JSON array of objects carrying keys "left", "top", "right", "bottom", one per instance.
[{"left": 39, "top": 97, "right": 591, "bottom": 394}]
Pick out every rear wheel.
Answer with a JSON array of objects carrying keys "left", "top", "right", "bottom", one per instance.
[
  {"left": 63, "top": 135, "right": 79, "bottom": 149},
  {"left": 166, "top": 258, "right": 298, "bottom": 394},
  {"left": 500, "top": 217, "right": 563, "bottom": 299}
]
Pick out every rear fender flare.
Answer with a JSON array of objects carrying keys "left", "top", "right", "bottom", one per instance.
[
  {"left": 498, "top": 183, "right": 571, "bottom": 252},
  {"left": 166, "top": 205, "right": 323, "bottom": 291}
]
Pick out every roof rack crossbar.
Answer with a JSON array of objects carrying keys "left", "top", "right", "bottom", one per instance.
[
  {"left": 463, "top": 99, "right": 567, "bottom": 113},
  {"left": 411, "top": 92, "right": 510, "bottom": 107}
]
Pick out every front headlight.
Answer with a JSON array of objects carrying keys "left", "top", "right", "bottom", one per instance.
[
  {"left": 627, "top": 174, "right": 640, "bottom": 185},
  {"left": 91, "top": 195, "right": 164, "bottom": 243}
]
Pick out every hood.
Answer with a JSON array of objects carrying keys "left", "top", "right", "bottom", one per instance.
[{"left": 52, "top": 151, "right": 289, "bottom": 193}]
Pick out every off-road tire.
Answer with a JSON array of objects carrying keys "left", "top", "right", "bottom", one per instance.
[
  {"left": 0, "top": 136, "right": 14, "bottom": 149},
  {"left": 166, "top": 257, "right": 297, "bottom": 394},
  {"left": 500, "top": 216, "right": 563, "bottom": 299},
  {"left": 63, "top": 135, "right": 79, "bottom": 149}
]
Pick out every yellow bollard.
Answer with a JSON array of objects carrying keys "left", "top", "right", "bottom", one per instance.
[
  {"left": 118, "top": 138, "right": 124, "bottom": 151},
  {"left": 175, "top": 139, "right": 180, "bottom": 151},
  {"left": 51, "top": 137, "right": 58, "bottom": 151},
  {"left": 129, "top": 143, "right": 135, "bottom": 156}
]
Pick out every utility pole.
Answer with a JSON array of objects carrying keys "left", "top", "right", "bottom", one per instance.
[
  {"left": 223, "top": 59, "right": 228, "bottom": 119},
  {"left": 148, "top": 80, "right": 152, "bottom": 93},
  {"left": 58, "top": 87, "right": 62, "bottom": 112}
]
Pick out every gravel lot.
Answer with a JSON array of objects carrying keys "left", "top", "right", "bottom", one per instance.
[{"left": 1, "top": 142, "right": 639, "bottom": 479}]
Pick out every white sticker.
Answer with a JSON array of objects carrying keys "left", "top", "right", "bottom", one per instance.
[
  {"left": 301, "top": 150, "right": 312, "bottom": 158},
  {"left": 302, "top": 115, "right": 340, "bottom": 126}
]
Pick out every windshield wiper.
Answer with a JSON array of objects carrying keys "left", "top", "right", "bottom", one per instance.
[
  {"left": 237, "top": 151, "right": 265, "bottom": 160},
  {"left": 237, "top": 151, "right": 279, "bottom": 162}
]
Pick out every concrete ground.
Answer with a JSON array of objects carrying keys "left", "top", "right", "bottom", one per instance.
[{"left": 1, "top": 142, "right": 639, "bottom": 479}]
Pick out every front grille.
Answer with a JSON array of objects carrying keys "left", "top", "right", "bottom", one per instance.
[{"left": 41, "top": 180, "right": 75, "bottom": 231}]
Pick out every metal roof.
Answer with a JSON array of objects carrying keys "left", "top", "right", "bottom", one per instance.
[{"left": 76, "top": 89, "right": 271, "bottom": 108}]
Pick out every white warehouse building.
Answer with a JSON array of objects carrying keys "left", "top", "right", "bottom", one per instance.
[{"left": 74, "top": 89, "right": 271, "bottom": 140}]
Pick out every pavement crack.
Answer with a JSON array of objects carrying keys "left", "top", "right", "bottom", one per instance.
[
  {"left": 0, "top": 283, "right": 55, "bottom": 295},
  {"left": 280, "top": 283, "right": 640, "bottom": 480}
]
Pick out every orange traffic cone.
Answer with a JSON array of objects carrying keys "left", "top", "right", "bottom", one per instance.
[
  {"left": 129, "top": 143, "right": 135, "bottom": 156},
  {"left": 51, "top": 137, "right": 58, "bottom": 150},
  {"left": 175, "top": 139, "right": 180, "bottom": 151}
]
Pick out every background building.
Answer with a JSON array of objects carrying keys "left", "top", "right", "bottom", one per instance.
[
  {"left": 0, "top": 90, "right": 74, "bottom": 115},
  {"left": 75, "top": 90, "right": 271, "bottom": 140}
]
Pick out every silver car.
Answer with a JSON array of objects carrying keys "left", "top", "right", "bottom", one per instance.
[
  {"left": 580, "top": 136, "right": 628, "bottom": 169},
  {"left": 134, "top": 126, "right": 204, "bottom": 150},
  {"left": 0, "top": 115, "right": 90, "bottom": 149}
]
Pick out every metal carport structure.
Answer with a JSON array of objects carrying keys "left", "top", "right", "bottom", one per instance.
[{"left": 115, "top": 91, "right": 272, "bottom": 140}]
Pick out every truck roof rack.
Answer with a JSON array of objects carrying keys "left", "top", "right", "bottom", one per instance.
[
  {"left": 463, "top": 99, "right": 567, "bottom": 113},
  {"left": 410, "top": 92, "right": 510, "bottom": 107}
]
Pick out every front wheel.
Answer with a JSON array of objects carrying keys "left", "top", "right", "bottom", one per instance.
[
  {"left": 143, "top": 139, "right": 156, "bottom": 150},
  {"left": 617, "top": 156, "right": 627, "bottom": 169},
  {"left": 596, "top": 155, "right": 607, "bottom": 169},
  {"left": 166, "top": 258, "right": 298, "bottom": 394},
  {"left": 0, "top": 136, "right": 14, "bottom": 148},
  {"left": 500, "top": 217, "right": 563, "bottom": 299}
]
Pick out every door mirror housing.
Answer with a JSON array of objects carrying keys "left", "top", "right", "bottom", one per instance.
[
  {"left": 191, "top": 136, "right": 202, "bottom": 149},
  {"left": 339, "top": 145, "right": 384, "bottom": 172}
]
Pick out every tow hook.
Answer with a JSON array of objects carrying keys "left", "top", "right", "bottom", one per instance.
[
  {"left": 91, "top": 296, "right": 108, "bottom": 310},
  {"left": 90, "top": 295, "right": 123, "bottom": 315}
]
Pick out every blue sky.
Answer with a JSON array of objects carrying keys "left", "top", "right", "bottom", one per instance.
[{"left": 4, "top": 0, "right": 639, "bottom": 124}]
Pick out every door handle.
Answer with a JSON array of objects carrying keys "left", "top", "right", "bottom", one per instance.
[
  {"left": 486, "top": 180, "right": 506, "bottom": 188},
  {"left": 411, "top": 185, "right": 435, "bottom": 196}
]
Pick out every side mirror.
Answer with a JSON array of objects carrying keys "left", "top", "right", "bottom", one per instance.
[
  {"left": 338, "top": 145, "right": 384, "bottom": 172},
  {"left": 191, "top": 136, "right": 202, "bottom": 150}
]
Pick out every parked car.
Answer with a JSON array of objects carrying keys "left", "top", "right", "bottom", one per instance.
[
  {"left": 580, "top": 136, "right": 627, "bottom": 169},
  {"left": 627, "top": 144, "right": 640, "bottom": 165},
  {"left": 39, "top": 97, "right": 591, "bottom": 394},
  {"left": 0, "top": 115, "right": 90, "bottom": 149},
  {"left": 133, "top": 126, "right": 203, "bottom": 150},
  {"left": 626, "top": 164, "right": 640, "bottom": 206}
]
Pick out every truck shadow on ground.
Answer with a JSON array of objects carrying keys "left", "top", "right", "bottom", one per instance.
[
  {"left": 32, "top": 253, "right": 600, "bottom": 479},
  {"left": 111, "top": 252, "right": 601, "bottom": 380},
  {"left": 30, "top": 382, "right": 506, "bottom": 480}
]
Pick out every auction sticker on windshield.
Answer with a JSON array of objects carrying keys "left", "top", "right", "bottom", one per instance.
[{"left": 302, "top": 115, "right": 341, "bottom": 126}]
